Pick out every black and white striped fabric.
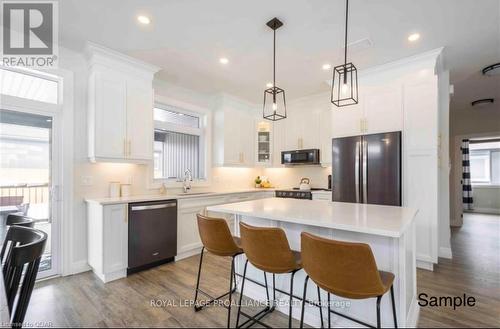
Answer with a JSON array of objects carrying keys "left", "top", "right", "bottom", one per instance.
[{"left": 461, "top": 139, "right": 474, "bottom": 210}]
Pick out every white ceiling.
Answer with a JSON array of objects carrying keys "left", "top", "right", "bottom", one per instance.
[{"left": 59, "top": 0, "right": 500, "bottom": 110}]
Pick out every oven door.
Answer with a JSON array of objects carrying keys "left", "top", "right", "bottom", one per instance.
[{"left": 281, "top": 149, "right": 320, "bottom": 165}]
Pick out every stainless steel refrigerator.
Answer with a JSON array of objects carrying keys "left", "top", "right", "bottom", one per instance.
[{"left": 331, "top": 131, "right": 401, "bottom": 206}]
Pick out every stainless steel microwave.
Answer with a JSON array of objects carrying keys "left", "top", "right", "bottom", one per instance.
[{"left": 281, "top": 149, "right": 320, "bottom": 165}]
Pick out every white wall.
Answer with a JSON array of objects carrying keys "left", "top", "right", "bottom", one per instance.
[{"left": 471, "top": 186, "right": 500, "bottom": 214}]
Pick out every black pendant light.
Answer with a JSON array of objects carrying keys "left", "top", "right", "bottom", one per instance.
[
  {"left": 263, "top": 17, "right": 287, "bottom": 121},
  {"left": 331, "top": 0, "right": 358, "bottom": 107}
]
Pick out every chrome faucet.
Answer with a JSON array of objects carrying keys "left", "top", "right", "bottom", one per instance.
[{"left": 183, "top": 169, "right": 193, "bottom": 193}]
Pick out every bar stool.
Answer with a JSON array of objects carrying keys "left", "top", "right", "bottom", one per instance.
[
  {"left": 6, "top": 214, "right": 35, "bottom": 228},
  {"left": 195, "top": 214, "right": 243, "bottom": 328},
  {"left": 299, "top": 232, "right": 397, "bottom": 328},
  {"left": 236, "top": 222, "right": 323, "bottom": 329}
]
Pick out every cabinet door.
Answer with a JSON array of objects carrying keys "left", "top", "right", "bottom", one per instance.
[
  {"left": 299, "top": 110, "right": 320, "bottom": 149},
  {"left": 103, "top": 204, "right": 128, "bottom": 273},
  {"left": 272, "top": 119, "right": 286, "bottom": 166},
  {"left": 223, "top": 109, "right": 242, "bottom": 165},
  {"left": 283, "top": 111, "right": 302, "bottom": 150},
  {"left": 404, "top": 79, "right": 438, "bottom": 150},
  {"left": 177, "top": 207, "right": 203, "bottom": 254},
  {"left": 94, "top": 73, "right": 127, "bottom": 159},
  {"left": 126, "top": 80, "right": 153, "bottom": 160},
  {"left": 364, "top": 85, "right": 403, "bottom": 134},
  {"left": 240, "top": 111, "right": 255, "bottom": 166},
  {"left": 331, "top": 101, "right": 364, "bottom": 138},
  {"left": 319, "top": 109, "right": 333, "bottom": 165}
]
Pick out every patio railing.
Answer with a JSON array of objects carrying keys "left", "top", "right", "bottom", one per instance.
[{"left": 0, "top": 183, "right": 49, "bottom": 205}]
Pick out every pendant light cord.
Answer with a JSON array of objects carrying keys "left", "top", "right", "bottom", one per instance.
[
  {"left": 273, "top": 27, "right": 276, "bottom": 87},
  {"left": 344, "top": 0, "right": 349, "bottom": 67}
]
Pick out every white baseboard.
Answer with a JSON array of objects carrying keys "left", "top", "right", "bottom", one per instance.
[
  {"left": 175, "top": 246, "right": 203, "bottom": 261},
  {"left": 416, "top": 260, "right": 434, "bottom": 271},
  {"left": 438, "top": 247, "right": 452, "bottom": 259},
  {"left": 468, "top": 208, "right": 500, "bottom": 215},
  {"left": 68, "top": 260, "right": 91, "bottom": 276}
]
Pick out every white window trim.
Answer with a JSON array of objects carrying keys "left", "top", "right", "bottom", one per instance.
[{"left": 147, "top": 95, "right": 212, "bottom": 189}]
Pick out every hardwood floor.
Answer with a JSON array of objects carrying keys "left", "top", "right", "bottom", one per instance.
[
  {"left": 25, "top": 213, "right": 500, "bottom": 327},
  {"left": 417, "top": 213, "right": 500, "bottom": 327}
]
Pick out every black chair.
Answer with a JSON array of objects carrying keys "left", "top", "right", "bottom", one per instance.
[
  {"left": 0, "top": 226, "right": 47, "bottom": 328},
  {"left": 6, "top": 214, "right": 34, "bottom": 228}
]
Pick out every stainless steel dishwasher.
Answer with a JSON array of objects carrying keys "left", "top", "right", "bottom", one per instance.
[{"left": 127, "top": 199, "right": 177, "bottom": 274}]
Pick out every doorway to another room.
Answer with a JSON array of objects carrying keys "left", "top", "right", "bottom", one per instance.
[{"left": 464, "top": 138, "right": 500, "bottom": 216}]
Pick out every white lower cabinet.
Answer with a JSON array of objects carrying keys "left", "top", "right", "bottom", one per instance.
[
  {"left": 87, "top": 191, "right": 274, "bottom": 283},
  {"left": 87, "top": 203, "right": 128, "bottom": 283},
  {"left": 176, "top": 191, "right": 275, "bottom": 260},
  {"left": 311, "top": 191, "right": 331, "bottom": 201}
]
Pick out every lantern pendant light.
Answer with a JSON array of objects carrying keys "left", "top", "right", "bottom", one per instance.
[
  {"left": 263, "top": 17, "right": 287, "bottom": 121},
  {"left": 331, "top": 0, "right": 358, "bottom": 107}
]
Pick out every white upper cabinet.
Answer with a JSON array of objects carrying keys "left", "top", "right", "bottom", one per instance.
[
  {"left": 126, "top": 79, "right": 154, "bottom": 160},
  {"left": 91, "top": 70, "right": 127, "bottom": 160},
  {"left": 403, "top": 78, "right": 438, "bottom": 151},
  {"left": 331, "top": 100, "right": 364, "bottom": 137},
  {"left": 331, "top": 84, "right": 403, "bottom": 138},
  {"left": 213, "top": 94, "right": 256, "bottom": 167},
  {"left": 363, "top": 84, "right": 403, "bottom": 134},
  {"left": 87, "top": 43, "right": 159, "bottom": 163}
]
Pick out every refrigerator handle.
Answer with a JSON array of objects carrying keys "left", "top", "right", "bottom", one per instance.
[
  {"left": 355, "top": 141, "right": 360, "bottom": 203},
  {"left": 362, "top": 139, "right": 368, "bottom": 203}
]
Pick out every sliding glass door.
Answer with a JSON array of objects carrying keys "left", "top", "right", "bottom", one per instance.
[{"left": 0, "top": 67, "right": 62, "bottom": 279}]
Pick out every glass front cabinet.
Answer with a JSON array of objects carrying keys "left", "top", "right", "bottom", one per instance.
[{"left": 256, "top": 121, "right": 272, "bottom": 165}]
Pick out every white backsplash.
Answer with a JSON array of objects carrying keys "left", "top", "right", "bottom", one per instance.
[{"left": 263, "top": 166, "right": 332, "bottom": 189}]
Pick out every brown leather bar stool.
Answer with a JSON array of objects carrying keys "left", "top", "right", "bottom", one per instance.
[
  {"left": 299, "top": 232, "right": 397, "bottom": 328},
  {"left": 195, "top": 214, "right": 243, "bottom": 328},
  {"left": 236, "top": 222, "right": 323, "bottom": 329}
]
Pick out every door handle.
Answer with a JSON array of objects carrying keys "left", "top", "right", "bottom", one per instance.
[
  {"left": 355, "top": 141, "right": 360, "bottom": 203},
  {"left": 131, "top": 203, "right": 177, "bottom": 211},
  {"left": 362, "top": 140, "right": 368, "bottom": 203}
]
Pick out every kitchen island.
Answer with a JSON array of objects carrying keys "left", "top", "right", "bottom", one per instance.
[{"left": 207, "top": 198, "right": 419, "bottom": 328}]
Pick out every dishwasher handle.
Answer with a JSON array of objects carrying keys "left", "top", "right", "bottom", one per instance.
[{"left": 130, "top": 203, "right": 177, "bottom": 211}]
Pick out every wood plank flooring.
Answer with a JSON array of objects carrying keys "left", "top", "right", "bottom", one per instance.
[{"left": 24, "top": 213, "right": 500, "bottom": 327}]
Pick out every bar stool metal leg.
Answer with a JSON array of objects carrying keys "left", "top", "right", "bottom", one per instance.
[
  {"left": 227, "top": 257, "right": 235, "bottom": 328},
  {"left": 376, "top": 295, "right": 382, "bottom": 328},
  {"left": 264, "top": 271, "right": 271, "bottom": 308},
  {"left": 327, "top": 293, "right": 331, "bottom": 329},
  {"left": 236, "top": 259, "right": 249, "bottom": 328},
  {"left": 194, "top": 247, "right": 205, "bottom": 311},
  {"left": 299, "top": 275, "right": 309, "bottom": 329},
  {"left": 390, "top": 285, "right": 398, "bottom": 328},
  {"left": 288, "top": 270, "right": 297, "bottom": 328},
  {"left": 317, "top": 286, "right": 324, "bottom": 328}
]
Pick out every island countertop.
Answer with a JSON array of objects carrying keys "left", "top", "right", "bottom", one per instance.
[{"left": 207, "top": 197, "right": 418, "bottom": 238}]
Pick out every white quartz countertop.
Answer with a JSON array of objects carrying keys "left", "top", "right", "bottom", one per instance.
[
  {"left": 85, "top": 188, "right": 276, "bottom": 205},
  {"left": 207, "top": 198, "right": 418, "bottom": 238}
]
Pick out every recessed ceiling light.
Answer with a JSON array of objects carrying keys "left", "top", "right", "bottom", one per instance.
[
  {"left": 471, "top": 98, "right": 494, "bottom": 107},
  {"left": 137, "top": 15, "right": 151, "bottom": 25},
  {"left": 322, "top": 64, "right": 331, "bottom": 70},
  {"left": 408, "top": 33, "right": 420, "bottom": 42},
  {"left": 482, "top": 63, "right": 500, "bottom": 76},
  {"left": 219, "top": 57, "right": 229, "bottom": 64},
  {"left": 266, "top": 82, "right": 273, "bottom": 88}
]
